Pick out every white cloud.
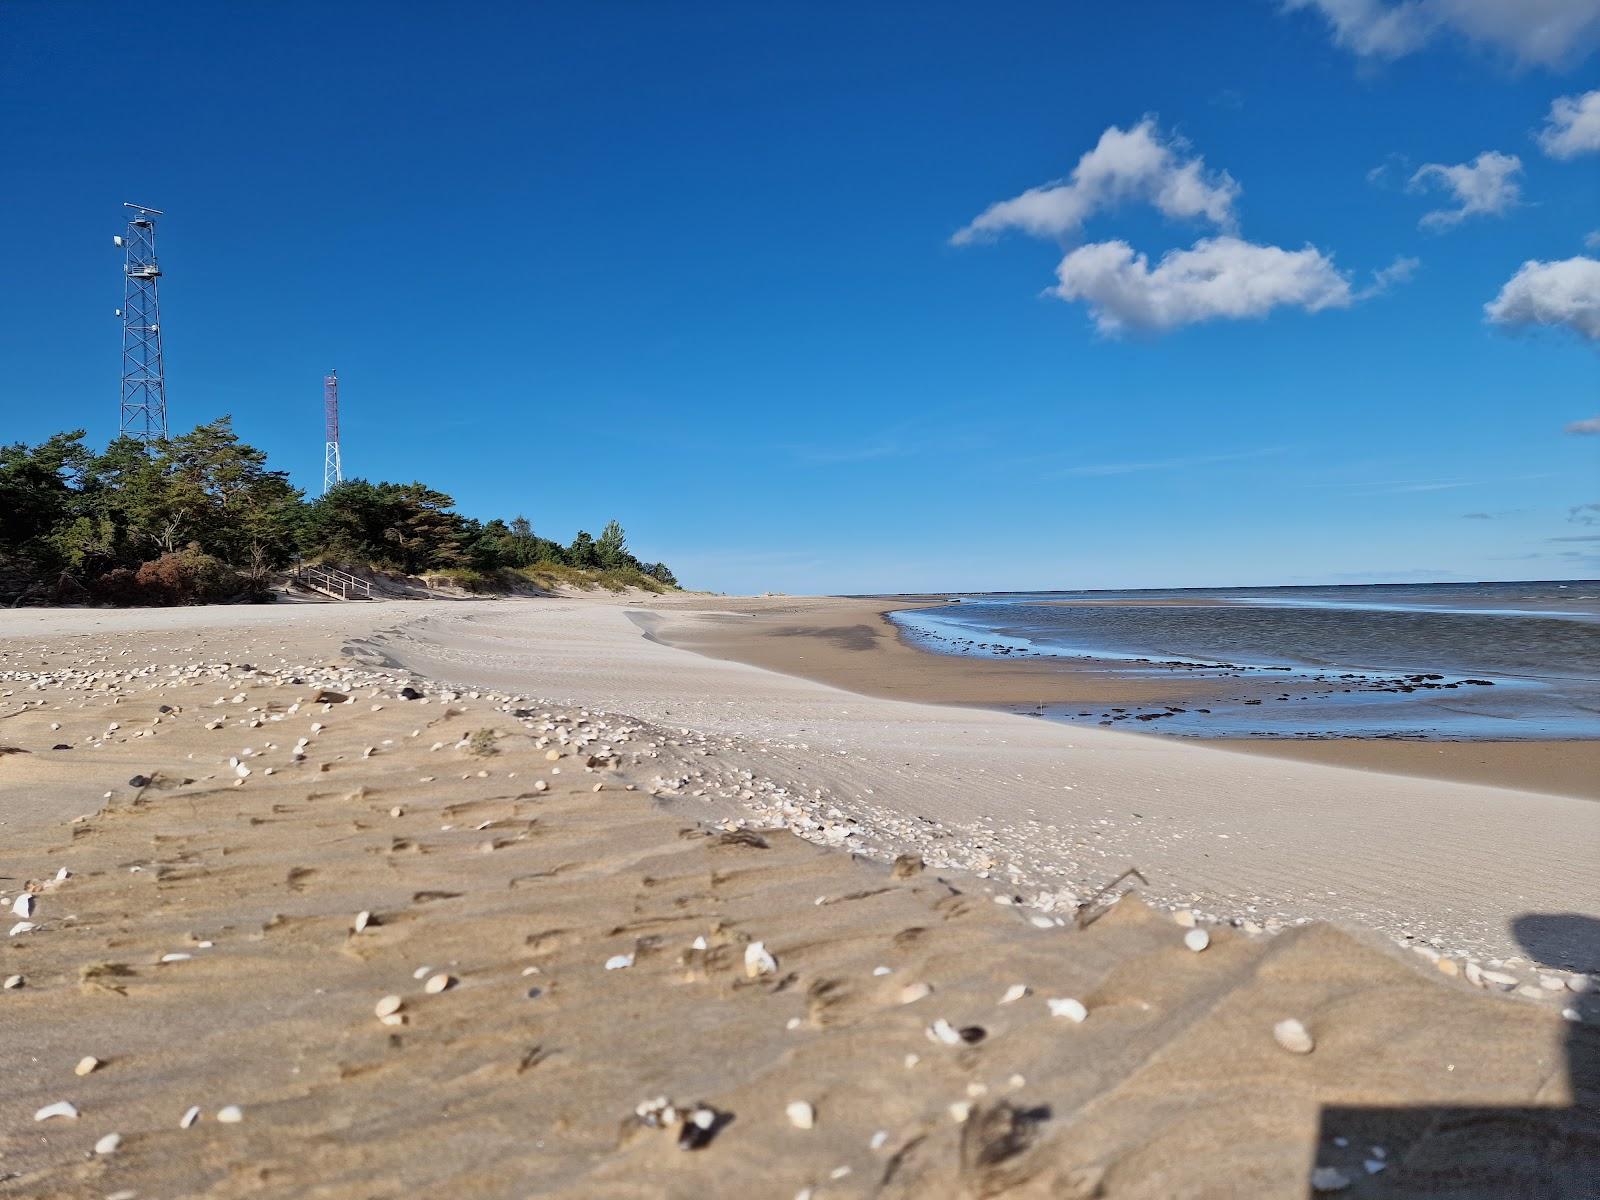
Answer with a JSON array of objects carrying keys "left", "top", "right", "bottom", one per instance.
[
  {"left": 1284, "top": 0, "right": 1600, "bottom": 67},
  {"left": 1567, "top": 414, "right": 1600, "bottom": 433},
  {"left": 951, "top": 118, "right": 1238, "bottom": 245},
  {"left": 1538, "top": 89, "right": 1600, "bottom": 158},
  {"left": 1587, "top": 230, "right": 1600, "bottom": 249},
  {"left": 1052, "top": 236, "right": 1355, "bottom": 335},
  {"left": 1484, "top": 256, "right": 1600, "bottom": 340},
  {"left": 1408, "top": 151, "right": 1522, "bottom": 228},
  {"left": 1360, "top": 254, "right": 1420, "bottom": 296}
]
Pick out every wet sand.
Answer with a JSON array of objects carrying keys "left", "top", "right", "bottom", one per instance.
[
  {"left": 1, "top": 598, "right": 1595, "bottom": 1197},
  {"left": 648, "top": 595, "right": 1600, "bottom": 800}
]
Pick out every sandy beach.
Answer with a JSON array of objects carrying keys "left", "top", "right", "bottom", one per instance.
[{"left": 2, "top": 595, "right": 1596, "bottom": 1197}]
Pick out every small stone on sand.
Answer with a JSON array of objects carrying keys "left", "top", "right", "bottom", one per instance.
[
  {"left": 94, "top": 1132, "right": 123, "bottom": 1155},
  {"left": 1184, "top": 928, "right": 1211, "bottom": 952},
  {"left": 75, "top": 1055, "right": 100, "bottom": 1076},
  {"left": 217, "top": 1105, "right": 243, "bottom": 1124},
  {"left": 786, "top": 1100, "right": 815, "bottom": 1129}
]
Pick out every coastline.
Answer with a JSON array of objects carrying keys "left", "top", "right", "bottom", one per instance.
[{"left": 643, "top": 593, "right": 1600, "bottom": 801}]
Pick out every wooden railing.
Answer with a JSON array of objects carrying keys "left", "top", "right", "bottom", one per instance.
[{"left": 294, "top": 563, "right": 374, "bottom": 600}]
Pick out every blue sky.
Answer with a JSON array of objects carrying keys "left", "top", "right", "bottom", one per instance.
[{"left": 3, "top": 0, "right": 1597, "bottom": 593}]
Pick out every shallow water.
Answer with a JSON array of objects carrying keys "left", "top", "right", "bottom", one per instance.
[{"left": 888, "top": 581, "right": 1600, "bottom": 740}]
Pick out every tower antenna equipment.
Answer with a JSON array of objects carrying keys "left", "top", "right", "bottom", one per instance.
[{"left": 117, "top": 203, "right": 169, "bottom": 442}]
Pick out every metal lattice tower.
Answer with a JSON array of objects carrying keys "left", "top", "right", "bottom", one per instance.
[
  {"left": 323, "top": 370, "right": 343, "bottom": 494},
  {"left": 116, "top": 203, "right": 169, "bottom": 443}
]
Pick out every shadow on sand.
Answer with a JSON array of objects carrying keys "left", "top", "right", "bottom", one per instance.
[{"left": 1313, "top": 913, "right": 1599, "bottom": 1198}]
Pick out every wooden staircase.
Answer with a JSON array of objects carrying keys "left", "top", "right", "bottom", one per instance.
[{"left": 294, "top": 564, "right": 374, "bottom": 600}]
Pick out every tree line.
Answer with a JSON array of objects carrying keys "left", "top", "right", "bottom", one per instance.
[{"left": 0, "top": 418, "right": 678, "bottom": 605}]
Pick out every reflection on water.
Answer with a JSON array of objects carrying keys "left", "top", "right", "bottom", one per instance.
[{"left": 888, "top": 581, "right": 1600, "bottom": 740}]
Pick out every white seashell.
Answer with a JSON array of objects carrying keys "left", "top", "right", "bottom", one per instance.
[
  {"left": 1274, "top": 1018, "right": 1315, "bottom": 1054},
  {"left": 744, "top": 941, "right": 778, "bottom": 978},
  {"left": 380, "top": 1012, "right": 406, "bottom": 1026},
  {"left": 180, "top": 1105, "right": 201, "bottom": 1128},
  {"left": 1173, "top": 908, "right": 1197, "bottom": 927},
  {"left": 413, "top": 966, "right": 432, "bottom": 980},
  {"left": 1364, "top": 1159, "right": 1387, "bottom": 1175},
  {"left": 605, "top": 954, "right": 634, "bottom": 971},
  {"left": 34, "top": 1101, "right": 79, "bottom": 1122},
  {"left": 374, "top": 995, "right": 403, "bottom": 1018},
  {"left": 1048, "top": 997, "right": 1088, "bottom": 1023},
  {"left": 691, "top": 935, "right": 708, "bottom": 950},
  {"left": 354, "top": 911, "right": 371, "bottom": 932},
  {"left": 926, "top": 1018, "right": 962, "bottom": 1045},
  {"left": 870, "top": 1130, "right": 889, "bottom": 1149},
  {"left": 785, "top": 1100, "right": 815, "bottom": 1129},
  {"left": 160, "top": 952, "right": 192, "bottom": 963},
  {"left": 94, "top": 1132, "right": 122, "bottom": 1155},
  {"left": 3, "top": 974, "right": 22, "bottom": 989},
  {"left": 75, "top": 1056, "right": 100, "bottom": 1076},
  {"left": 1184, "top": 929, "right": 1211, "bottom": 953},
  {"left": 1310, "top": 1166, "right": 1351, "bottom": 1192},
  {"left": 948, "top": 1100, "right": 973, "bottom": 1122},
  {"left": 9, "top": 921, "right": 36, "bottom": 936},
  {"left": 216, "top": 1105, "right": 243, "bottom": 1124},
  {"left": 424, "top": 972, "right": 454, "bottom": 994},
  {"left": 898, "top": 982, "right": 933, "bottom": 1005},
  {"left": 999, "top": 984, "right": 1030, "bottom": 1004},
  {"left": 11, "top": 894, "right": 35, "bottom": 918}
]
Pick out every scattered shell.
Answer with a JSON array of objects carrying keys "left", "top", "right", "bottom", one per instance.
[
  {"left": 898, "top": 982, "right": 933, "bottom": 1005},
  {"left": 424, "top": 972, "right": 454, "bottom": 994},
  {"left": 75, "top": 1056, "right": 101, "bottom": 1076},
  {"left": 9, "top": 922, "right": 35, "bottom": 937},
  {"left": 1364, "top": 1159, "right": 1388, "bottom": 1175},
  {"left": 353, "top": 911, "right": 372, "bottom": 932},
  {"left": 1310, "top": 1166, "right": 1351, "bottom": 1192},
  {"left": 1274, "top": 1018, "right": 1315, "bottom": 1054},
  {"left": 999, "top": 984, "right": 1030, "bottom": 1005},
  {"left": 677, "top": 1103, "right": 723, "bottom": 1150},
  {"left": 374, "top": 995, "right": 403, "bottom": 1018},
  {"left": 744, "top": 941, "right": 778, "bottom": 978},
  {"left": 3, "top": 974, "right": 22, "bottom": 989},
  {"left": 605, "top": 954, "right": 634, "bottom": 971},
  {"left": 786, "top": 1100, "right": 816, "bottom": 1130},
  {"left": 926, "top": 1018, "right": 962, "bottom": 1046},
  {"left": 948, "top": 1100, "right": 973, "bottom": 1122},
  {"left": 94, "top": 1132, "right": 123, "bottom": 1156},
  {"left": 34, "top": 1101, "right": 79, "bottom": 1122},
  {"left": 1173, "top": 908, "right": 1197, "bottom": 927},
  {"left": 11, "top": 894, "right": 35, "bottom": 919},
  {"left": 1048, "top": 997, "right": 1088, "bottom": 1023},
  {"left": 180, "top": 1105, "right": 201, "bottom": 1129},
  {"left": 1184, "top": 928, "right": 1211, "bottom": 953},
  {"left": 160, "top": 952, "right": 192, "bottom": 963},
  {"left": 216, "top": 1105, "right": 243, "bottom": 1124}
]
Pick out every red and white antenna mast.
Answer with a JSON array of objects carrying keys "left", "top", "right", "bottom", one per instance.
[{"left": 322, "top": 370, "right": 343, "bottom": 494}]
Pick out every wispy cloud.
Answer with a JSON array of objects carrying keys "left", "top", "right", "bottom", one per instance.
[
  {"left": 1566, "top": 414, "right": 1600, "bottom": 434},
  {"left": 1549, "top": 533, "right": 1600, "bottom": 542},
  {"left": 788, "top": 423, "right": 991, "bottom": 465},
  {"left": 1408, "top": 152, "right": 1522, "bottom": 230},
  {"left": 1046, "top": 445, "right": 1288, "bottom": 479}
]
